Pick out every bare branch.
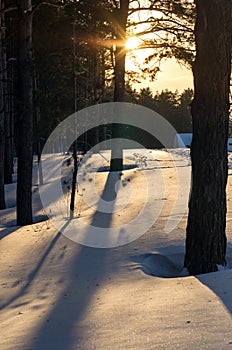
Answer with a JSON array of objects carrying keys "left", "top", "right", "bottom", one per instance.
[
  {"left": 0, "top": 6, "right": 17, "bottom": 15},
  {"left": 128, "top": 6, "right": 174, "bottom": 16},
  {"left": 128, "top": 18, "right": 193, "bottom": 33},
  {"left": 32, "top": 1, "right": 64, "bottom": 14}
]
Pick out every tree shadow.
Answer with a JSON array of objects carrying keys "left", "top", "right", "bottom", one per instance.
[
  {"left": 97, "top": 164, "right": 137, "bottom": 172},
  {"left": 0, "top": 224, "right": 65, "bottom": 310},
  {"left": 28, "top": 171, "right": 121, "bottom": 349},
  {"left": 0, "top": 226, "right": 20, "bottom": 240},
  {"left": 131, "top": 244, "right": 232, "bottom": 315},
  {"left": 197, "top": 268, "right": 232, "bottom": 314}
]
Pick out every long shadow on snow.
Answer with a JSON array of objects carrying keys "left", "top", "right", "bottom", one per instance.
[
  {"left": 131, "top": 245, "right": 232, "bottom": 315},
  {"left": 30, "top": 171, "right": 121, "bottom": 350},
  {"left": 0, "top": 226, "right": 20, "bottom": 240},
  {"left": 0, "top": 225, "right": 65, "bottom": 310}
]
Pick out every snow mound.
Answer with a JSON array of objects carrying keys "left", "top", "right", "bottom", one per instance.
[
  {"left": 131, "top": 253, "right": 189, "bottom": 278},
  {"left": 132, "top": 249, "right": 232, "bottom": 278}
]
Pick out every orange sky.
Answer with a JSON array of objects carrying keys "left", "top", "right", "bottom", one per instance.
[
  {"left": 141, "top": 59, "right": 193, "bottom": 93},
  {"left": 126, "top": 54, "right": 193, "bottom": 93}
]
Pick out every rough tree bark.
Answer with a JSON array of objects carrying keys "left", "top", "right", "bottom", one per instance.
[
  {"left": 110, "top": 0, "right": 129, "bottom": 171},
  {"left": 16, "top": 0, "right": 33, "bottom": 225},
  {"left": 3, "top": 1, "right": 13, "bottom": 185},
  {"left": 4, "top": 103, "right": 13, "bottom": 184},
  {"left": 0, "top": 0, "right": 6, "bottom": 209},
  {"left": 184, "top": 0, "right": 232, "bottom": 275}
]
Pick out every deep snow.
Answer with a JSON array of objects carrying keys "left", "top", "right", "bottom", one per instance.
[{"left": 0, "top": 149, "right": 232, "bottom": 350}]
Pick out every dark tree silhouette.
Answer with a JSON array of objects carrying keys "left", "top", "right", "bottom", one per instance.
[
  {"left": 16, "top": 0, "right": 33, "bottom": 225},
  {"left": 184, "top": 0, "right": 232, "bottom": 275},
  {"left": 110, "top": 0, "right": 129, "bottom": 172},
  {"left": 0, "top": 0, "right": 6, "bottom": 209}
]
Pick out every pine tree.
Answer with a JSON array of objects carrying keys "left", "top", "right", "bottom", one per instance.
[
  {"left": 0, "top": 0, "right": 6, "bottom": 210},
  {"left": 184, "top": 0, "right": 232, "bottom": 275},
  {"left": 16, "top": 0, "right": 33, "bottom": 225}
]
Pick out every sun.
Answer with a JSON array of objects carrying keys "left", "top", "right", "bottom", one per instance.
[{"left": 125, "top": 36, "right": 141, "bottom": 50}]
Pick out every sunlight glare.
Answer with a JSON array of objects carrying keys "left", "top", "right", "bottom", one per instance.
[{"left": 125, "top": 36, "right": 141, "bottom": 50}]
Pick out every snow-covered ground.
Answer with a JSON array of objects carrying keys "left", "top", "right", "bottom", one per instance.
[{"left": 0, "top": 149, "right": 232, "bottom": 350}]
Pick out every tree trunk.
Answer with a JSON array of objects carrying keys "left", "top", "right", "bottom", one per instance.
[
  {"left": 16, "top": 0, "right": 33, "bottom": 225},
  {"left": 0, "top": 0, "right": 6, "bottom": 209},
  {"left": 110, "top": 0, "right": 129, "bottom": 172},
  {"left": 4, "top": 25, "right": 13, "bottom": 185},
  {"left": 0, "top": 116, "right": 4, "bottom": 209},
  {"left": 70, "top": 22, "right": 78, "bottom": 220},
  {"left": 4, "top": 110, "right": 13, "bottom": 184},
  {"left": 0, "top": 114, "right": 5, "bottom": 209},
  {"left": 184, "top": 0, "right": 232, "bottom": 275},
  {"left": 70, "top": 143, "right": 78, "bottom": 219},
  {"left": 35, "top": 106, "right": 43, "bottom": 186}
]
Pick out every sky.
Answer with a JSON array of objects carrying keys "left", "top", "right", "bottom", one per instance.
[
  {"left": 125, "top": 1, "right": 194, "bottom": 94},
  {"left": 126, "top": 51, "right": 194, "bottom": 94},
  {"left": 144, "top": 58, "right": 193, "bottom": 93}
]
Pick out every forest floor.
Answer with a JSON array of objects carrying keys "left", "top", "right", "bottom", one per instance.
[{"left": 0, "top": 149, "right": 232, "bottom": 350}]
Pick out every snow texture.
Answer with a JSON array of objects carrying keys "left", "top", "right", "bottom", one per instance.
[{"left": 0, "top": 149, "right": 232, "bottom": 350}]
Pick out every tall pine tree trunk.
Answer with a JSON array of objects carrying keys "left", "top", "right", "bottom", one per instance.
[
  {"left": 0, "top": 0, "right": 6, "bottom": 209},
  {"left": 4, "top": 106, "right": 13, "bottom": 184},
  {"left": 184, "top": 0, "right": 232, "bottom": 275},
  {"left": 3, "top": 3, "right": 13, "bottom": 184},
  {"left": 110, "top": 0, "right": 129, "bottom": 171},
  {"left": 16, "top": 0, "right": 33, "bottom": 225}
]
